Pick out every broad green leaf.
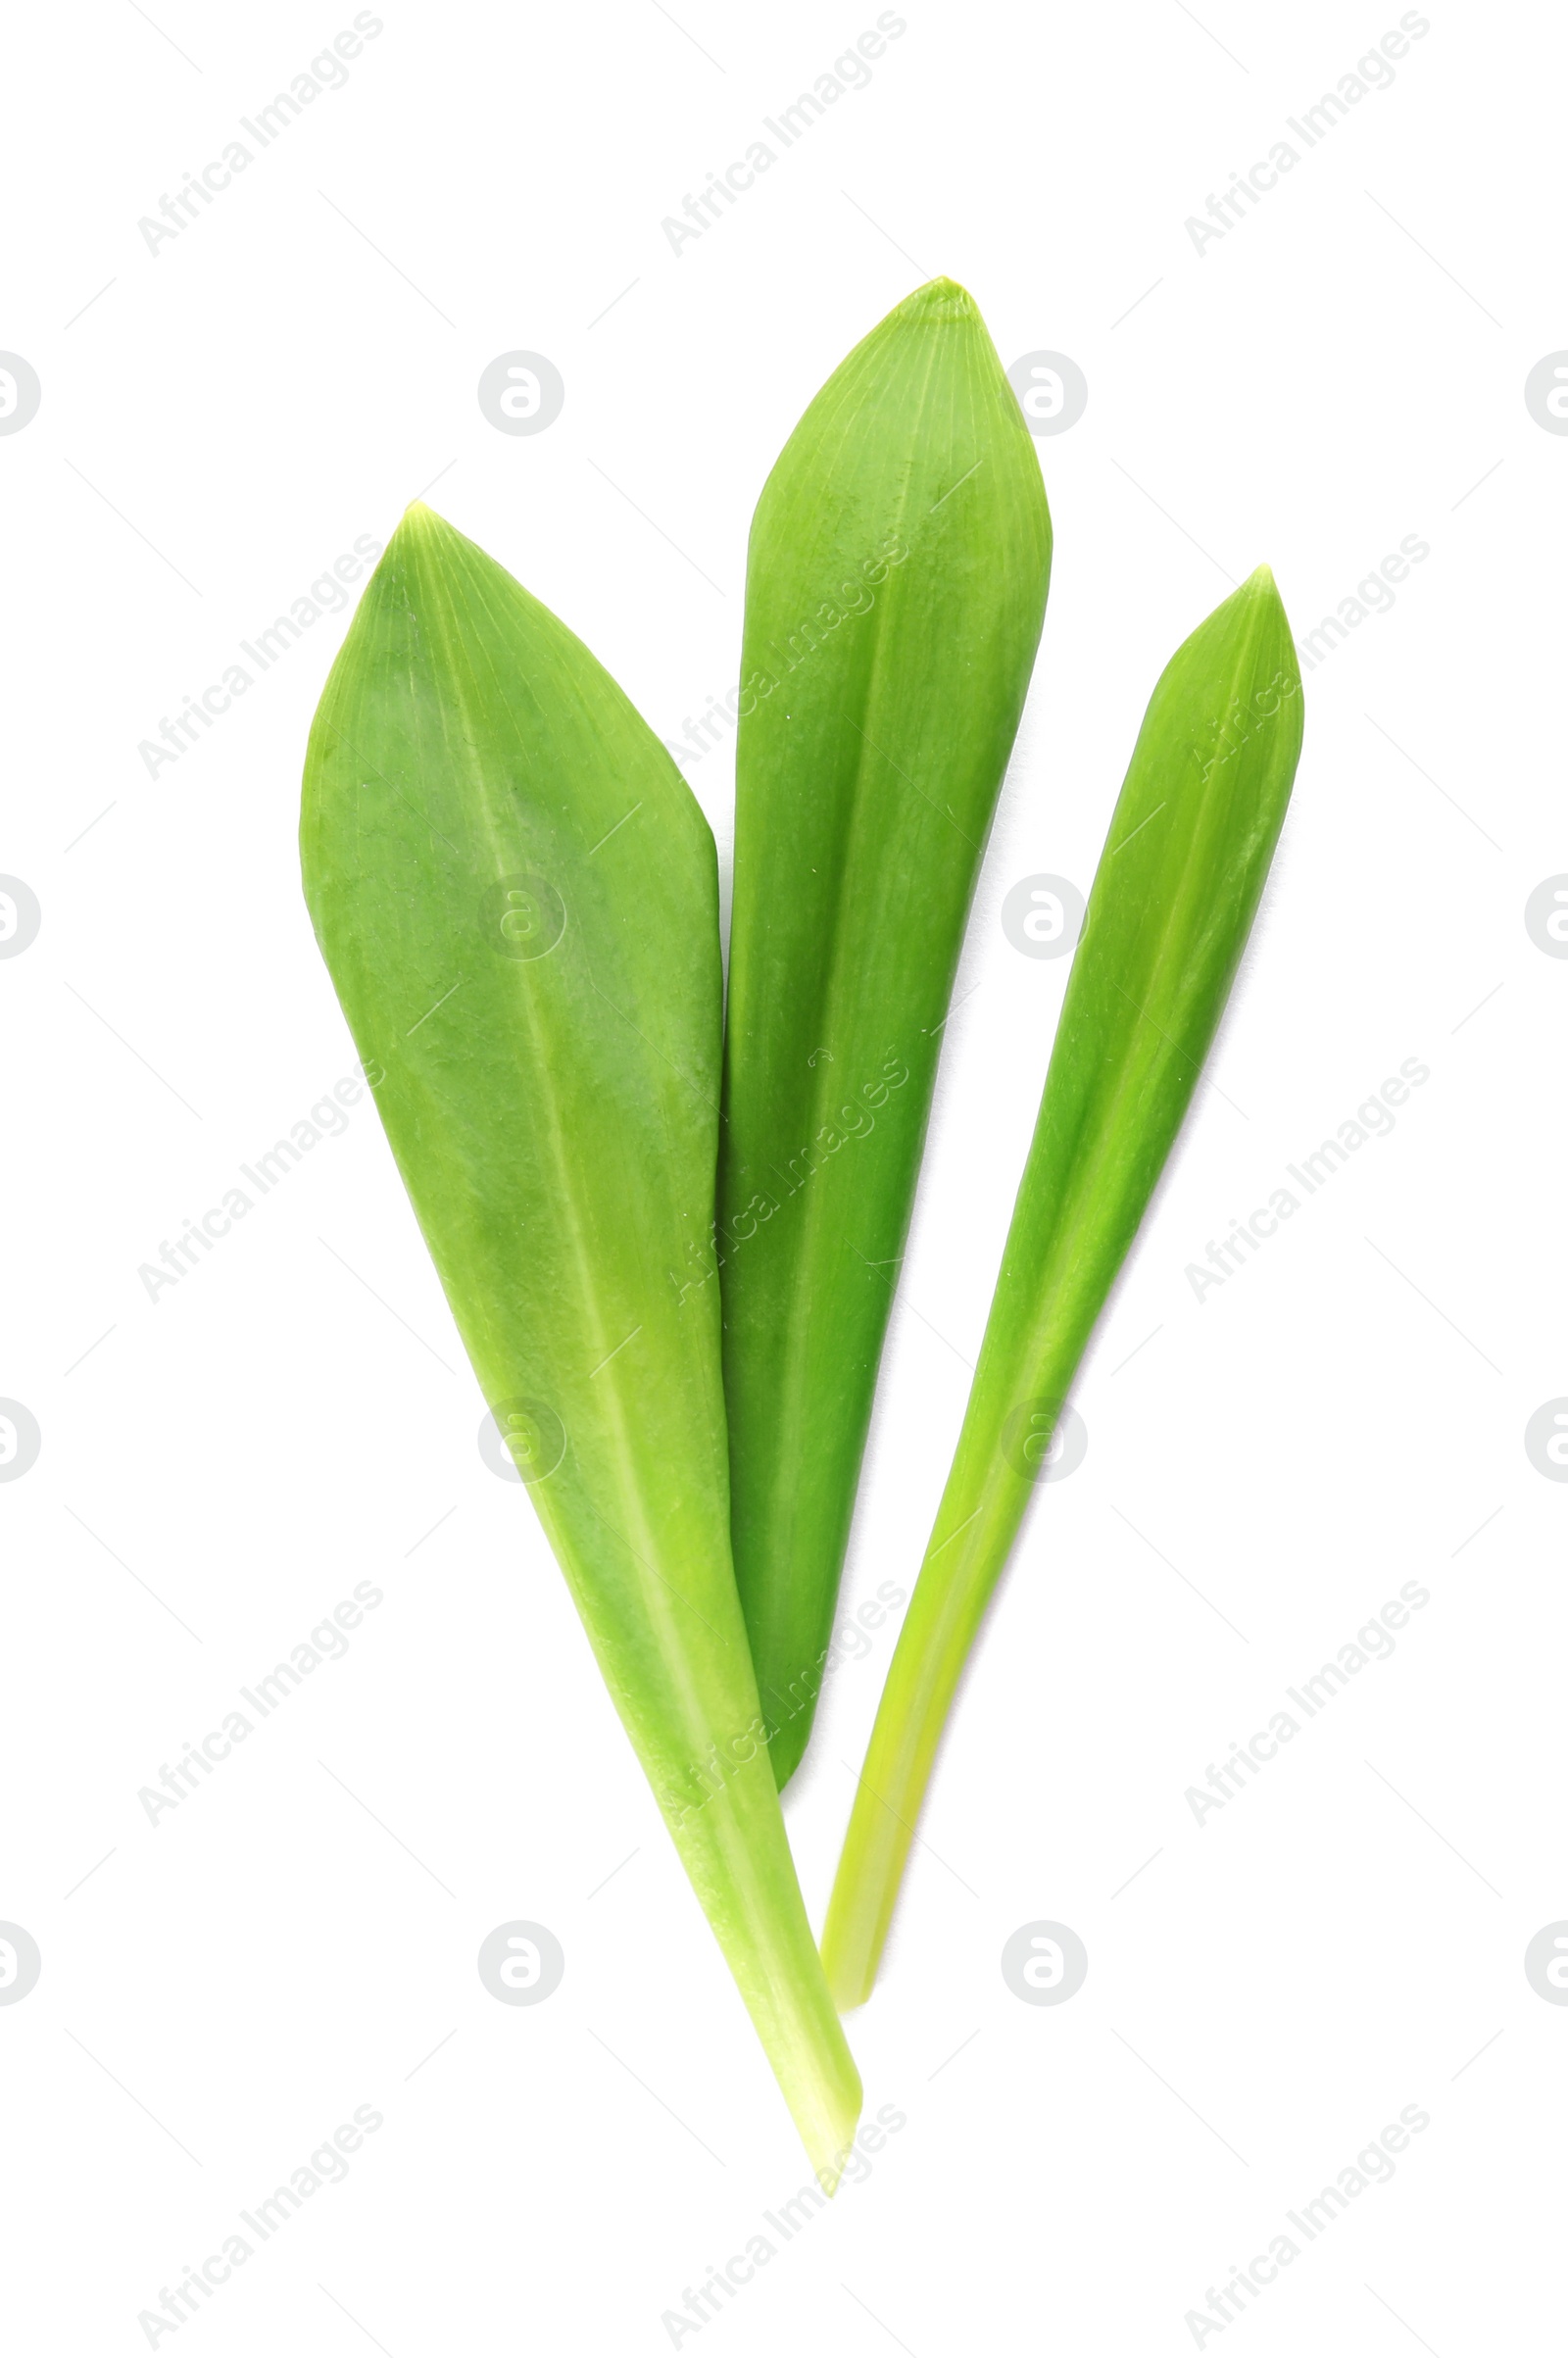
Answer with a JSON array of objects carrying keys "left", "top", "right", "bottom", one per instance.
[
  {"left": 719, "top": 277, "right": 1053, "bottom": 1787},
  {"left": 822, "top": 568, "right": 1304, "bottom": 2007},
  {"left": 300, "top": 505, "right": 859, "bottom": 2183}
]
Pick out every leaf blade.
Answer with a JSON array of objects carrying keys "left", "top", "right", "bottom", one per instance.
[
  {"left": 302, "top": 505, "right": 860, "bottom": 2179},
  {"left": 821, "top": 567, "right": 1304, "bottom": 2007},
  {"left": 720, "top": 278, "right": 1053, "bottom": 1785}
]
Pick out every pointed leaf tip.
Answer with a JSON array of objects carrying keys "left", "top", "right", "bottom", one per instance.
[
  {"left": 895, "top": 274, "right": 977, "bottom": 323},
  {"left": 1204, "top": 565, "right": 1289, "bottom": 640}
]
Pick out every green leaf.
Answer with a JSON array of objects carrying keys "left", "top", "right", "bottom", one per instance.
[
  {"left": 300, "top": 505, "right": 860, "bottom": 2184},
  {"left": 719, "top": 277, "right": 1053, "bottom": 1787},
  {"left": 821, "top": 567, "right": 1304, "bottom": 2008}
]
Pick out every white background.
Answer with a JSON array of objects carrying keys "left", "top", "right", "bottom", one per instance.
[{"left": 4, "top": 1, "right": 1562, "bottom": 2350}]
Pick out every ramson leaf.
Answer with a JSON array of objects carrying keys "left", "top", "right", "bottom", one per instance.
[
  {"left": 301, "top": 505, "right": 860, "bottom": 2183},
  {"left": 719, "top": 278, "right": 1053, "bottom": 1786},
  {"left": 822, "top": 567, "right": 1304, "bottom": 2008}
]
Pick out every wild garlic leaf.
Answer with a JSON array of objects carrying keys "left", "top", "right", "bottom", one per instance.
[
  {"left": 719, "top": 278, "right": 1053, "bottom": 1786},
  {"left": 301, "top": 505, "right": 859, "bottom": 2183},
  {"left": 822, "top": 568, "right": 1304, "bottom": 2008}
]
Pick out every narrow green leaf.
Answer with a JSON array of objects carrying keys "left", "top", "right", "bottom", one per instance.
[
  {"left": 300, "top": 505, "right": 859, "bottom": 2183},
  {"left": 821, "top": 567, "right": 1304, "bottom": 2007},
  {"left": 719, "top": 277, "right": 1053, "bottom": 1787}
]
